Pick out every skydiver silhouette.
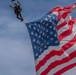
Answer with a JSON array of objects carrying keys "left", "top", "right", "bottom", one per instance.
[{"left": 10, "top": 0, "right": 23, "bottom": 21}]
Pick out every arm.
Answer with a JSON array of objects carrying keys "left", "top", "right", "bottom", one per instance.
[
  {"left": 9, "top": 5, "right": 14, "bottom": 9},
  {"left": 17, "top": 0, "right": 20, "bottom": 5}
]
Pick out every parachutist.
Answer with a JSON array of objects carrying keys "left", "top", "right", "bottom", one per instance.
[{"left": 10, "top": 0, "right": 23, "bottom": 21}]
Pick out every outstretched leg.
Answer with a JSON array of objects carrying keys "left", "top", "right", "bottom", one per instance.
[
  {"left": 16, "top": 14, "right": 20, "bottom": 19},
  {"left": 16, "top": 13, "right": 23, "bottom": 21},
  {"left": 19, "top": 13, "right": 24, "bottom": 21}
]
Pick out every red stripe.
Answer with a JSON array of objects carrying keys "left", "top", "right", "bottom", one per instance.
[
  {"left": 54, "top": 63, "right": 76, "bottom": 75},
  {"left": 57, "top": 21, "right": 67, "bottom": 30},
  {"left": 61, "top": 11, "right": 71, "bottom": 19},
  {"left": 58, "top": 11, "right": 62, "bottom": 21},
  {"left": 68, "top": 17, "right": 75, "bottom": 25},
  {"left": 36, "top": 36, "right": 76, "bottom": 71},
  {"left": 59, "top": 29, "right": 72, "bottom": 41},
  {"left": 58, "top": 17, "right": 74, "bottom": 41},
  {"left": 51, "top": 6, "right": 61, "bottom": 12},
  {"left": 63, "top": 4, "right": 73, "bottom": 10},
  {"left": 40, "top": 51, "right": 76, "bottom": 75}
]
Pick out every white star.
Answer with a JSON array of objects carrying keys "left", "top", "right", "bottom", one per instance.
[
  {"left": 50, "top": 32, "right": 53, "bottom": 34},
  {"left": 47, "top": 42, "right": 49, "bottom": 45},
  {"left": 37, "top": 29, "right": 40, "bottom": 32},
  {"left": 49, "top": 26, "right": 52, "bottom": 29},
  {"left": 45, "top": 18, "right": 48, "bottom": 21},
  {"left": 52, "top": 22, "right": 55, "bottom": 25},
  {"left": 44, "top": 40, "right": 46, "bottom": 43},
  {"left": 41, "top": 43, "right": 44, "bottom": 46},
  {"left": 41, "top": 38, "right": 43, "bottom": 40},
  {"left": 50, "top": 38, "right": 54, "bottom": 40},
  {"left": 41, "top": 26, "right": 44, "bottom": 29},
  {"left": 35, "top": 33, "right": 38, "bottom": 37},
  {"left": 37, "top": 40, "right": 39, "bottom": 44},
  {"left": 50, "top": 19, "right": 52, "bottom": 22},
  {"left": 54, "top": 34, "right": 57, "bottom": 37},
  {"left": 40, "top": 20, "right": 43, "bottom": 23},
  {"left": 46, "top": 30, "right": 49, "bottom": 32},
  {"left": 43, "top": 22, "right": 45, "bottom": 24},
  {"left": 34, "top": 23, "right": 37, "bottom": 25},
  {"left": 40, "top": 31, "right": 42, "bottom": 34},
  {"left": 48, "top": 15, "right": 51, "bottom": 18},
  {"left": 28, "top": 25, "right": 31, "bottom": 28},
  {"left": 33, "top": 27, "right": 36, "bottom": 30},
  {"left": 38, "top": 41, "right": 40, "bottom": 45},
  {"left": 36, "top": 53, "right": 38, "bottom": 57},
  {"left": 53, "top": 27, "right": 56, "bottom": 30},
  {"left": 34, "top": 46, "right": 36, "bottom": 49},
  {"left": 31, "top": 32, "right": 34, "bottom": 35},
  {"left": 55, "top": 16, "right": 57, "bottom": 19},
  {"left": 40, "top": 49, "right": 42, "bottom": 52},
  {"left": 38, "top": 35, "right": 41, "bottom": 38},
  {"left": 44, "top": 34, "right": 46, "bottom": 37},
  {"left": 44, "top": 45, "right": 47, "bottom": 48},
  {"left": 47, "top": 36, "right": 49, "bottom": 38},
  {"left": 55, "top": 40, "right": 58, "bottom": 43},
  {"left": 46, "top": 23, "right": 49, "bottom": 26},
  {"left": 37, "top": 47, "right": 39, "bottom": 50},
  {"left": 38, "top": 24, "right": 40, "bottom": 27},
  {"left": 33, "top": 39, "right": 36, "bottom": 42},
  {"left": 42, "top": 32, "right": 45, "bottom": 36},
  {"left": 53, "top": 16, "right": 55, "bottom": 19},
  {"left": 43, "top": 28, "right": 45, "bottom": 31}
]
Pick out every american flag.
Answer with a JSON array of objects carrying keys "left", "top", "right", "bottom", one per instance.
[{"left": 26, "top": 3, "right": 76, "bottom": 75}]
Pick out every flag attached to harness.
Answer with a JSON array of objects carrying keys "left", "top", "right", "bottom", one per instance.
[{"left": 26, "top": 3, "right": 76, "bottom": 75}]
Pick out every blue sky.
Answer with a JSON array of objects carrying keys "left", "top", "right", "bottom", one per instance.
[{"left": 0, "top": 0, "right": 76, "bottom": 75}]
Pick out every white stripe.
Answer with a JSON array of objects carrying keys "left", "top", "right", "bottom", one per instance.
[
  {"left": 47, "top": 58, "right": 76, "bottom": 75},
  {"left": 36, "top": 44, "right": 76, "bottom": 75},
  {"left": 73, "top": 22, "right": 76, "bottom": 33},
  {"left": 58, "top": 23, "right": 69, "bottom": 36},
  {"left": 57, "top": 18, "right": 65, "bottom": 25},
  {"left": 62, "top": 67, "right": 76, "bottom": 75},
  {"left": 52, "top": 12, "right": 58, "bottom": 16},
  {"left": 60, "top": 11, "right": 65, "bottom": 15},
  {"left": 60, "top": 32, "right": 75, "bottom": 46},
  {"left": 65, "top": 15, "right": 71, "bottom": 23}
]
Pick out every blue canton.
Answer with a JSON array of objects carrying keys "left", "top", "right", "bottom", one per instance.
[{"left": 26, "top": 13, "right": 60, "bottom": 60}]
